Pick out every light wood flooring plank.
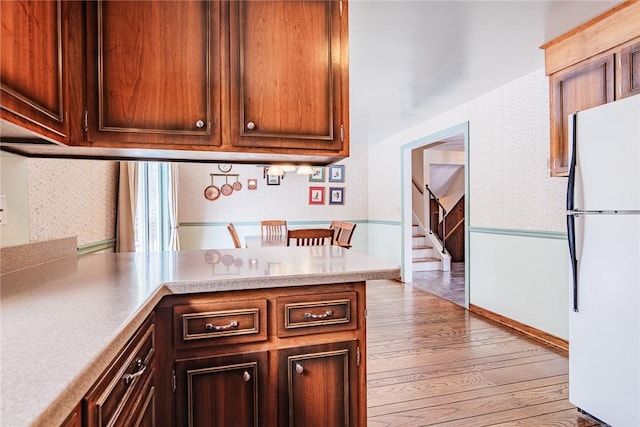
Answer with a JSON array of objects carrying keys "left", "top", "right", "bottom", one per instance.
[{"left": 366, "top": 279, "right": 587, "bottom": 426}]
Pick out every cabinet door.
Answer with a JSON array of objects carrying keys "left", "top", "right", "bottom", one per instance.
[
  {"left": 84, "top": 315, "right": 156, "bottom": 427},
  {"left": 278, "top": 340, "right": 358, "bottom": 427},
  {"left": 619, "top": 40, "right": 640, "bottom": 99},
  {"left": 229, "top": 0, "right": 348, "bottom": 153},
  {"left": 549, "top": 52, "right": 614, "bottom": 176},
  {"left": 86, "top": 0, "right": 221, "bottom": 148},
  {"left": 0, "top": 0, "right": 68, "bottom": 141},
  {"left": 124, "top": 371, "right": 156, "bottom": 427},
  {"left": 175, "top": 352, "right": 268, "bottom": 427}
]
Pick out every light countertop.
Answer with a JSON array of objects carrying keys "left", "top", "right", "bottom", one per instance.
[{"left": 0, "top": 246, "right": 399, "bottom": 427}]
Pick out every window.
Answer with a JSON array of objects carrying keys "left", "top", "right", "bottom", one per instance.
[{"left": 134, "top": 162, "right": 172, "bottom": 252}]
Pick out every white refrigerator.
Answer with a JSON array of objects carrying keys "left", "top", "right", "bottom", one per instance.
[{"left": 567, "top": 94, "right": 640, "bottom": 426}]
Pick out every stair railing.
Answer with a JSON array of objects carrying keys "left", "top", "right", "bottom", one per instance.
[{"left": 425, "top": 184, "right": 447, "bottom": 254}]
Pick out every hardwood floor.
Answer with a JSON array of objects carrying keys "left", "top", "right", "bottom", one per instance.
[{"left": 366, "top": 280, "right": 599, "bottom": 426}]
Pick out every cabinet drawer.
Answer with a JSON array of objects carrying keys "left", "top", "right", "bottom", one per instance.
[
  {"left": 84, "top": 314, "right": 155, "bottom": 427},
  {"left": 277, "top": 291, "right": 357, "bottom": 337},
  {"left": 174, "top": 299, "right": 267, "bottom": 349}
]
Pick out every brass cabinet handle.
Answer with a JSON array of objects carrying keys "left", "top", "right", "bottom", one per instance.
[
  {"left": 295, "top": 363, "right": 304, "bottom": 374},
  {"left": 304, "top": 310, "right": 333, "bottom": 319},
  {"left": 243, "top": 371, "right": 251, "bottom": 382},
  {"left": 123, "top": 358, "right": 147, "bottom": 386},
  {"left": 205, "top": 320, "right": 239, "bottom": 331}
]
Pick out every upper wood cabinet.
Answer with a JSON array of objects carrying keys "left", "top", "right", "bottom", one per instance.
[
  {"left": 0, "top": 0, "right": 68, "bottom": 142},
  {"left": 228, "top": 0, "right": 349, "bottom": 154},
  {"left": 85, "top": 0, "right": 221, "bottom": 148},
  {"left": 549, "top": 52, "right": 615, "bottom": 175},
  {"left": 1, "top": 0, "right": 349, "bottom": 163},
  {"left": 542, "top": 1, "right": 640, "bottom": 177},
  {"left": 620, "top": 39, "right": 640, "bottom": 99}
]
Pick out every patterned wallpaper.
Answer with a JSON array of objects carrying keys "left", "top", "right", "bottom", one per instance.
[
  {"left": 368, "top": 68, "right": 568, "bottom": 233},
  {"left": 178, "top": 141, "right": 369, "bottom": 224},
  {"left": 27, "top": 159, "right": 118, "bottom": 245}
]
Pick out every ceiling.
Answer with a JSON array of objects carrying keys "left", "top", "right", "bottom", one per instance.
[{"left": 348, "top": 0, "right": 621, "bottom": 146}]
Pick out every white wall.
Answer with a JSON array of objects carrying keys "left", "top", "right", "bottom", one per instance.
[
  {"left": 470, "top": 230, "right": 570, "bottom": 339},
  {"left": 425, "top": 149, "right": 465, "bottom": 212},
  {"left": 177, "top": 140, "right": 370, "bottom": 251},
  {"left": 0, "top": 152, "right": 30, "bottom": 246},
  {"left": 368, "top": 68, "right": 571, "bottom": 339}
]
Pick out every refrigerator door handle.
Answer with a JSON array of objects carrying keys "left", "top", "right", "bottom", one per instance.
[
  {"left": 567, "top": 213, "right": 579, "bottom": 312},
  {"left": 567, "top": 112, "right": 577, "bottom": 212},
  {"left": 567, "top": 112, "right": 579, "bottom": 312}
]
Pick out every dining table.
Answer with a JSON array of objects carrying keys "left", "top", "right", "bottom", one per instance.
[{"left": 244, "top": 235, "right": 287, "bottom": 248}]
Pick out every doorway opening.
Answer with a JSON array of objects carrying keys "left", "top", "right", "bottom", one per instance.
[{"left": 400, "top": 122, "right": 469, "bottom": 307}]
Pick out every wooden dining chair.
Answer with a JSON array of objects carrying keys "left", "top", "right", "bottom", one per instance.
[
  {"left": 335, "top": 222, "right": 356, "bottom": 249},
  {"left": 226, "top": 223, "right": 242, "bottom": 248},
  {"left": 287, "top": 228, "right": 334, "bottom": 246},
  {"left": 261, "top": 220, "right": 288, "bottom": 238},
  {"left": 329, "top": 220, "right": 343, "bottom": 244}
]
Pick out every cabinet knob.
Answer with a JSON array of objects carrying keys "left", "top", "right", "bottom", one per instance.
[
  {"left": 246, "top": 121, "right": 256, "bottom": 130},
  {"left": 242, "top": 371, "right": 251, "bottom": 382},
  {"left": 195, "top": 120, "right": 205, "bottom": 128},
  {"left": 295, "top": 363, "right": 304, "bottom": 374}
]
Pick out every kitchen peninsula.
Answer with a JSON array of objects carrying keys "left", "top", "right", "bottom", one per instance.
[{"left": 1, "top": 246, "right": 400, "bottom": 426}]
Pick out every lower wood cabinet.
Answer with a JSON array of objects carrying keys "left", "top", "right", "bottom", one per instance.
[
  {"left": 84, "top": 313, "right": 156, "bottom": 427},
  {"left": 278, "top": 341, "right": 358, "bottom": 427},
  {"left": 175, "top": 351, "right": 268, "bottom": 426},
  {"left": 155, "top": 283, "right": 367, "bottom": 427},
  {"left": 59, "top": 404, "right": 81, "bottom": 427}
]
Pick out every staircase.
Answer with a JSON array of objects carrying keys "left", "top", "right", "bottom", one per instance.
[{"left": 412, "top": 224, "right": 441, "bottom": 271}]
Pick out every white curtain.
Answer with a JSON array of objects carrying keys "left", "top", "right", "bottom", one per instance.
[
  {"left": 115, "top": 162, "right": 138, "bottom": 252},
  {"left": 167, "top": 163, "right": 180, "bottom": 251}
]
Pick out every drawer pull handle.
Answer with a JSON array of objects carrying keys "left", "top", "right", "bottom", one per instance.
[
  {"left": 205, "top": 320, "right": 239, "bottom": 331},
  {"left": 123, "top": 359, "right": 147, "bottom": 386},
  {"left": 243, "top": 371, "right": 251, "bottom": 382},
  {"left": 295, "top": 363, "right": 304, "bottom": 374},
  {"left": 304, "top": 310, "right": 333, "bottom": 319}
]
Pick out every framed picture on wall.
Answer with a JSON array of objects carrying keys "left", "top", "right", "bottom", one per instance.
[
  {"left": 309, "top": 167, "right": 325, "bottom": 182},
  {"left": 329, "top": 165, "right": 345, "bottom": 182},
  {"left": 267, "top": 175, "right": 280, "bottom": 185},
  {"left": 308, "top": 187, "right": 325, "bottom": 205},
  {"left": 329, "top": 187, "right": 344, "bottom": 205}
]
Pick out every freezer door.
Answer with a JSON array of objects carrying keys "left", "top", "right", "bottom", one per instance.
[
  {"left": 569, "top": 213, "right": 640, "bottom": 425},
  {"left": 573, "top": 95, "right": 640, "bottom": 211}
]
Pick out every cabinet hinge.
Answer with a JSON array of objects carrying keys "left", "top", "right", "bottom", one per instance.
[
  {"left": 171, "top": 369, "right": 176, "bottom": 393},
  {"left": 356, "top": 346, "right": 361, "bottom": 366},
  {"left": 83, "top": 110, "right": 88, "bottom": 132},
  {"left": 340, "top": 124, "right": 344, "bottom": 142},
  {"left": 339, "top": 1, "right": 343, "bottom": 17}
]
